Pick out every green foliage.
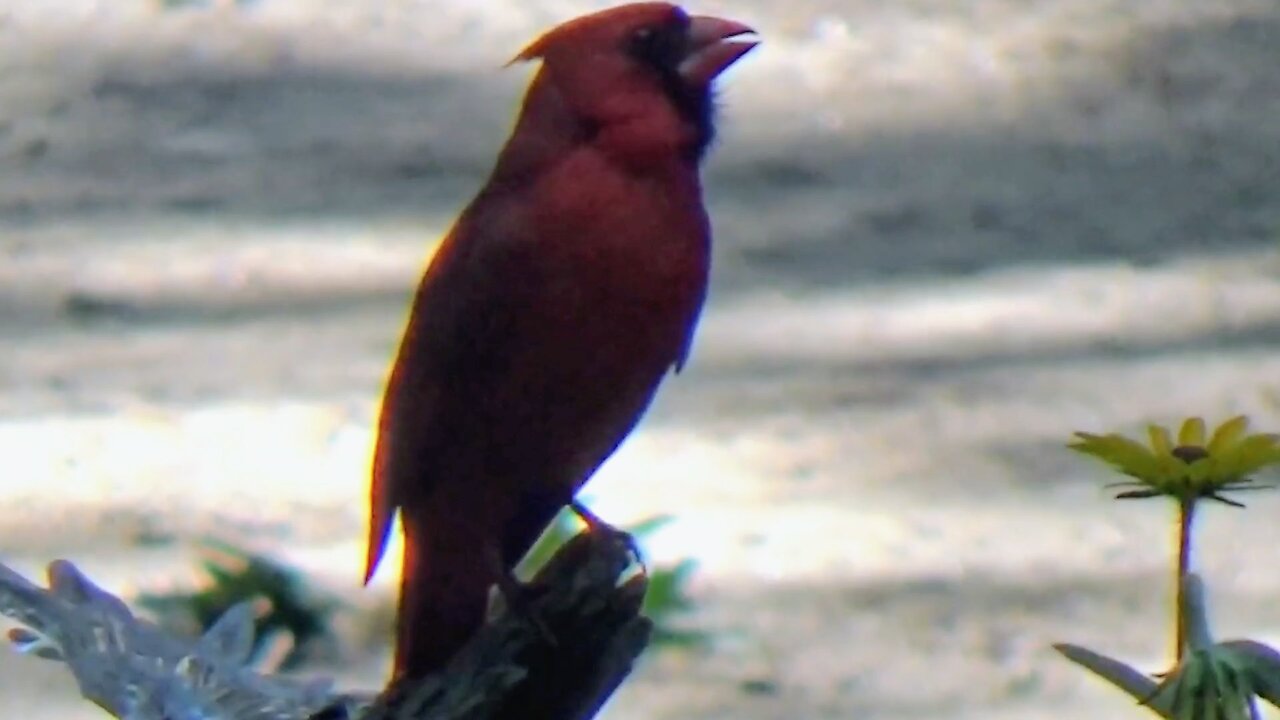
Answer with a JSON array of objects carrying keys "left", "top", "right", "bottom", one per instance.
[
  {"left": 1059, "top": 415, "right": 1280, "bottom": 718},
  {"left": 640, "top": 557, "right": 702, "bottom": 646},
  {"left": 141, "top": 504, "right": 700, "bottom": 674},
  {"left": 136, "top": 538, "right": 341, "bottom": 671},
  {"left": 519, "top": 506, "right": 706, "bottom": 648}
]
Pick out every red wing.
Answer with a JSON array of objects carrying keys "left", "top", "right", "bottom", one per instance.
[
  {"left": 364, "top": 277, "right": 442, "bottom": 584},
  {"left": 363, "top": 202, "right": 535, "bottom": 583}
]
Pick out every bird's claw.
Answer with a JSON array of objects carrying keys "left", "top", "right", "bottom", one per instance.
[{"left": 569, "top": 500, "right": 647, "bottom": 573}]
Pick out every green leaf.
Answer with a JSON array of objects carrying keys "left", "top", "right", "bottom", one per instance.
[
  {"left": 518, "top": 509, "right": 579, "bottom": 575},
  {"left": 644, "top": 559, "right": 698, "bottom": 617},
  {"left": 641, "top": 558, "right": 705, "bottom": 648},
  {"left": 1052, "top": 643, "right": 1161, "bottom": 708},
  {"left": 624, "top": 515, "right": 674, "bottom": 539},
  {"left": 135, "top": 538, "right": 340, "bottom": 671}
]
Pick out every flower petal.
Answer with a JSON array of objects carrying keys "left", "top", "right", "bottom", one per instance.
[
  {"left": 1178, "top": 417, "right": 1207, "bottom": 447},
  {"left": 1070, "top": 432, "right": 1163, "bottom": 480},
  {"left": 1153, "top": 452, "right": 1186, "bottom": 488},
  {"left": 1217, "top": 433, "right": 1280, "bottom": 479},
  {"left": 1148, "top": 424, "right": 1174, "bottom": 458},
  {"left": 1207, "top": 415, "right": 1250, "bottom": 456}
]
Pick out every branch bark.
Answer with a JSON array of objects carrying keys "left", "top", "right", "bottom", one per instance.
[
  {"left": 360, "top": 529, "right": 651, "bottom": 720},
  {"left": 0, "top": 528, "right": 650, "bottom": 720}
]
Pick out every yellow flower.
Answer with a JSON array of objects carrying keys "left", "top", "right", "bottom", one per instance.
[{"left": 1069, "top": 416, "right": 1280, "bottom": 506}]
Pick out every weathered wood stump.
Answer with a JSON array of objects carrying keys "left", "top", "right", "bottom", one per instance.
[
  {"left": 0, "top": 527, "right": 650, "bottom": 720},
  {"left": 359, "top": 529, "right": 651, "bottom": 720}
]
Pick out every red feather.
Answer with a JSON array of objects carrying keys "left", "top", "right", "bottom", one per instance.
[{"left": 366, "top": 2, "right": 756, "bottom": 679}]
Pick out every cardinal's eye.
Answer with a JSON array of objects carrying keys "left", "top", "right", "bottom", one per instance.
[
  {"left": 627, "top": 23, "right": 682, "bottom": 70},
  {"left": 628, "top": 25, "right": 662, "bottom": 57}
]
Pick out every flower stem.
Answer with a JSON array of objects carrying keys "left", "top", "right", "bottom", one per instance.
[{"left": 1174, "top": 496, "right": 1197, "bottom": 662}]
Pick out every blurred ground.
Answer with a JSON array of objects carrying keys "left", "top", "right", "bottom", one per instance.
[{"left": 3, "top": 0, "right": 1280, "bottom": 718}]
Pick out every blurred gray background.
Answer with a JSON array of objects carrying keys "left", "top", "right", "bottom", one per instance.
[{"left": 2, "top": 1, "right": 1280, "bottom": 717}]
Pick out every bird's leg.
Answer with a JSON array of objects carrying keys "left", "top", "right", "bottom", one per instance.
[
  {"left": 485, "top": 544, "right": 557, "bottom": 646},
  {"left": 569, "top": 500, "right": 647, "bottom": 572}
]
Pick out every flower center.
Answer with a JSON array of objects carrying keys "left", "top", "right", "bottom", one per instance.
[{"left": 1171, "top": 445, "right": 1209, "bottom": 463}]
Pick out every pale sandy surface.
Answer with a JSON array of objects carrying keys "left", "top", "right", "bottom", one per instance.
[{"left": 3, "top": 1, "right": 1280, "bottom": 718}]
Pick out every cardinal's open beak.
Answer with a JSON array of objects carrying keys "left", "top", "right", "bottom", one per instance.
[{"left": 679, "top": 15, "right": 759, "bottom": 86}]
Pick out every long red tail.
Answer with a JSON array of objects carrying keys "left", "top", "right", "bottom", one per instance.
[{"left": 393, "top": 514, "right": 498, "bottom": 678}]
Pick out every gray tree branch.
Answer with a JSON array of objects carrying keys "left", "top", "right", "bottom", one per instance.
[{"left": 0, "top": 528, "right": 650, "bottom": 720}]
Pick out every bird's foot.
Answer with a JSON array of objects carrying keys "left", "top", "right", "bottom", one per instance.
[{"left": 569, "top": 500, "right": 647, "bottom": 573}]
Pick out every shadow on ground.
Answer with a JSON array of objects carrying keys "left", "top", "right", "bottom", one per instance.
[
  {"left": 2, "top": 8, "right": 1280, "bottom": 419},
  {"left": 1, "top": 11, "right": 1277, "bottom": 285}
]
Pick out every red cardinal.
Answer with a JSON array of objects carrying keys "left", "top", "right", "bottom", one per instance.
[{"left": 365, "top": 2, "right": 756, "bottom": 680}]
